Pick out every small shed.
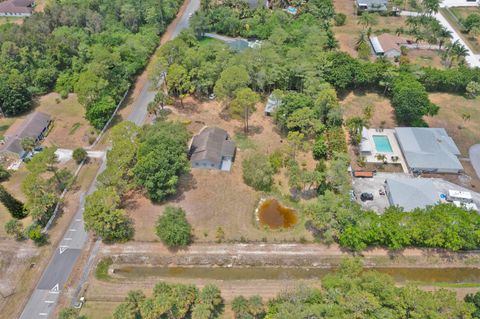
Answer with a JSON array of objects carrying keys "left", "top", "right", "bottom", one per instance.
[
  {"left": 190, "top": 127, "right": 236, "bottom": 171},
  {"left": 0, "top": 111, "right": 52, "bottom": 159},
  {"left": 264, "top": 94, "right": 282, "bottom": 116}
]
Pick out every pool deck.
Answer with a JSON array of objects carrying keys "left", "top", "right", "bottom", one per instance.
[{"left": 362, "top": 129, "right": 408, "bottom": 173}]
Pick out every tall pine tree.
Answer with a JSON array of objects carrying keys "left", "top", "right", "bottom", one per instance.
[{"left": 0, "top": 185, "right": 26, "bottom": 219}]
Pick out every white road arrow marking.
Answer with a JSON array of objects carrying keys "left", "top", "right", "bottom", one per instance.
[
  {"left": 50, "top": 284, "right": 59, "bottom": 294},
  {"left": 59, "top": 246, "right": 68, "bottom": 254}
]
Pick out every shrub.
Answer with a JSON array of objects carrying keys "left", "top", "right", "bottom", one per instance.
[
  {"left": 242, "top": 153, "right": 274, "bottom": 191},
  {"left": 0, "top": 166, "right": 10, "bottom": 182},
  {"left": 4, "top": 219, "right": 24, "bottom": 240},
  {"left": 312, "top": 137, "right": 328, "bottom": 160},
  {"left": 26, "top": 224, "right": 48, "bottom": 246},
  {"left": 72, "top": 148, "right": 87, "bottom": 164},
  {"left": 156, "top": 206, "right": 192, "bottom": 247},
  {"left": 334, "top": 13, "right": 346, "bottom": 26},
  {"left": 0, "top": 185, "right": 26, "bottom": 219},
  {"left": 95, "top": 257, "right": 113, "bottom": 280}
]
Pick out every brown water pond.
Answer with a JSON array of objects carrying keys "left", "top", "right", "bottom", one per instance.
[
  {"left": 114, "top": 266, "right": 480, "bottom": 284},
  {"left": 257, "top": 198, "right": 298, "bottom": 229}
]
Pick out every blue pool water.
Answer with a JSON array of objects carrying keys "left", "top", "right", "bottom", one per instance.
[{"left": 373, "top": 135, "right": 393, "bottom": 153}]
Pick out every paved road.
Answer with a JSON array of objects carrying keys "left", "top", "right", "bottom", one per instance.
[
  {"left": 127, "top": 0, "right": 200, "bottom": 126},
  {"left": 470, "top": 144, "right": 480, "bottom": 179},
  {"left": 19, "top": 159, "right": 105, "bottom": 319},
  {"left": 435, "top": 11, "right": 480, "bottom": 68},
  {"left": 19, "top": 1, "right": 200, "bottom": 318}
]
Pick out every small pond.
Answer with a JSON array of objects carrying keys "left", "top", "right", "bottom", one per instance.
[{"left": 257, "top": 198, "right": 298, "bottom": 229}]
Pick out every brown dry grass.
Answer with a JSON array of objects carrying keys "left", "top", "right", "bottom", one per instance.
[
  {"left": 340, "top": 91, "right": 397, "bottom": 128},
  {"left": 427, "top": 93, "right": 480, "bottom": 155},
  {"left": 407, "top": 49, "right": 445, "bottom": 69},
  {"left": 127, "top": 97, "right": 313, "bottom": 243},
  {"left": 35, "top": 93, "right": 94, "bottom": 149}
]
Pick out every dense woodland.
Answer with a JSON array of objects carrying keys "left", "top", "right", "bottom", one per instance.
[
  {"left": 59, "top": 258, "right": 480, "bottom": 319},
  {"left": 0, "top": 0, "right": 182, "bottom": 128}
]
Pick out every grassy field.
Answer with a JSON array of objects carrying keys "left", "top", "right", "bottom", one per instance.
[
  {"left": 441, "top": 7, "right": 480, "bottom": 54},
  {"left": 0, "top": 16, "right": 24, "bottom": 25}
]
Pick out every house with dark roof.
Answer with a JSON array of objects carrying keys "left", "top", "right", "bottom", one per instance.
[
  {"left": 0, "top": 111, "right": 52, "bottom": 159},
  {"left": 189, "top": 127, "right": 236, "bottom": 171},
  {"left": 0, "top": 0, "right": 34, "bottom": 16},
  {"left": 394, "top": 127, "right": 463, "bottom": 174}
]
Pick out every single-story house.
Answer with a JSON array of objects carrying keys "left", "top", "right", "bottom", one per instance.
[
  {"left": 385, "top": 177, "right": 439, "bottom": 211},
  {"left": 264, "top": 93, "right": 282, "bottom": 116},
  {"left": 0, "top": 0, "right": 34, "bottom": 16},
  {"left": 394, "top": 127, "right": 463, "bottom": 174},
  {"left": 0, "top": 111, "right": 52, "bottom": 159},
  {"left": 356, "top": 0, "right": 388, "bottom": 12},
  {"left": 189, "top": 127, "right": 236, "bottom": 171},
  {"left": 369, "top": 34, "right": 407, "bottom": 57}
]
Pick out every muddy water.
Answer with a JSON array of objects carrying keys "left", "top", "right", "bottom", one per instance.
[
  {"left": 115, "top": 266, "right": 480, "bottom": 284},
  {"left": 257, "top": 198, "right": 298, "bottom": 229}
]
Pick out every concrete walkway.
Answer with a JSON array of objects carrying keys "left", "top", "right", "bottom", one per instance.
[{"left": 469, "top": 144, "right": 480, "bottom": 179}]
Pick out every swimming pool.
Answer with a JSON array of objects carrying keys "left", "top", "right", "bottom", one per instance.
[{"left": 373, "top": 135, "right": 393, "bottom": 153}]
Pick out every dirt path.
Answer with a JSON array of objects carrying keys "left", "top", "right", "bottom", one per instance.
[{"left": 100, "top": 242, "right": 480, "bottom": 268}]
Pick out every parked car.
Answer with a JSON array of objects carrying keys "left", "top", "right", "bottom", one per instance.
[{"left": 360, "top": 192, "right": 374, "bottom": 201}]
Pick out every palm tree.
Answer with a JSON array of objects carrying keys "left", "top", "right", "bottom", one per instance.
[
  {"left": 355, "top": 32, "right": 368, "bottom": 50},
  {"left": 437, "top": 27, "right": 452, "bottom": 50},
  {"left": 358, "top": 13, "right": 378, "bottom": 29},
  {"left": 449, "top": 40, "right": 469, "bottom": 67}
]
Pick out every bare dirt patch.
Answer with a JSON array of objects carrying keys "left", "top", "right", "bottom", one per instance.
[{"left": 340, "top": 91, "right": 397, "bottom": 128}]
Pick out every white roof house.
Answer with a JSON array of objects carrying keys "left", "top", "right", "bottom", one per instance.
[
  {"left": 394, "top": 127, "right": 463, "bottom": 174},
  {"left": 385, "top": 178, "right": 440, "bottom": 212}
]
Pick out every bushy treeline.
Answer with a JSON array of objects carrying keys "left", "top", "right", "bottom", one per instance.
[
  {"left": 84, "top": 120, "right": 190, "bottom": 242},
  {"left": 191, "top": 0, "right": 336, "bottom": 39},
  {"left": 305, "top": 191, "right": 480, "bottom": 251},
  {"left": 265, "top": 258, "right": 474, "bottom": 318},
  {"left": 0, "top": 0, "right": 182, "bottom": 127}
]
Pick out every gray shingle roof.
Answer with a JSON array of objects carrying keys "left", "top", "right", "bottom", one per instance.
[
  {"left": 190, "top": 127, "right": 235, "bottom": 165},
  {"left": 386, "top": 177, "right": 439, "bottom": 211},
  {"left": 1, "top": 111, "right": 51, "bottom": 156},
  {"left": 395, "top": 127, "right": 463, "bottom": 172}
]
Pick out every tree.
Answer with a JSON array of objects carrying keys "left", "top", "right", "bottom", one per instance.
[
  {"left": 214, "top": 65, "right": 250, "bottom": 101},
  {"left": 155, "top": 206, "right": 192, "bottom": 247},
  {"left": 84, "top": 187, "right": 133, "bottom": 242},
  {"left": 422, "top": 0, "right": 440, "bottom": 15},
  {"left": 465, "top": 291, "right": 480, "bottom": 318},
  {"left": 86, "top": 95, "right": 117, "bottom": 130},
  {"left": 357, "top": 13, "right": 378, "bottom": 29},
  {"left": 72, "top": 148, "right": 87, "bottom": 164},
  {"left": 166, "top": 63, "right": 193, "bottom": 107},
  {"left": 4, "top": 219, "right": 24, "bottom": 240},
  {"left": 230, "top": 88, "right": 258, "bottom": 133},
  {"left": 0, "top": 70, "right": 32, "bottom": 116},
  {"left": 287, "top": 131, "right": 307, "bottom": 157},
  {"left": 312, "top": 136, "right": 328, "bottom": 160},
  {"left": 0, "top": 185, "right": 26, "bottom": 219},
  {"left": 21, "top": 137, "right": 36, "bottom": 154},
  {"left": 74, "top": 70, "right": 108, "bottom": 108},
  {"left": 242, "top": 153, "right": 274, "bottom": 191},
  {"left": 26, "top": 223, "right": 48, "bottom": 246},
  {"left": 26, "top": 147, "right": 71, "bottom": 192},
  {"left": 133, "top": 121, "right": 190, "bottom": 202},
  {"left": 346, "top": 116, "right": 367, "bottom": 145}
]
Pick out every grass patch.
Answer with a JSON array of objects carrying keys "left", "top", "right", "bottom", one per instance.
[
  {"left": 69, "top": 122, "right": 82, "bottom": 135},
  {"left": 198, "top": 37, "right": 223, "bottom": 47},
  {"left": 95, "top": 257, "right": 113, "bottom": 281},
  {"left": 235, "top": 133, "right": 257, "bottom": 150}
]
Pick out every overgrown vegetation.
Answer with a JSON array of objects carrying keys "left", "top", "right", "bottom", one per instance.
[{"left": 0, "top": 0, "right": 183, "bottom": 127}]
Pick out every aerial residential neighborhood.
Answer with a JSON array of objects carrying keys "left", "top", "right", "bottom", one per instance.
[{"left": 1, "top": 0, "right": 480, "bottom": 318}]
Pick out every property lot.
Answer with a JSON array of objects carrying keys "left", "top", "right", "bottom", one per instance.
[
  {"left": 127, "top": 97, "right": 313, "bottom": 243},
  {"left": 340, "top": 91, "right": 397, "bottom": 128}
]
